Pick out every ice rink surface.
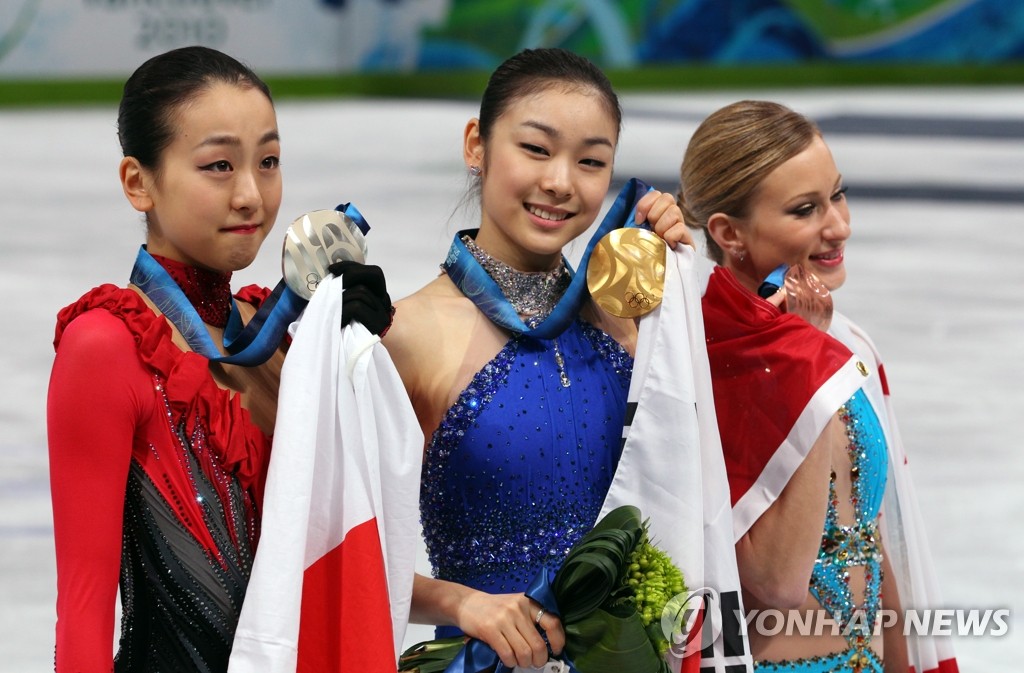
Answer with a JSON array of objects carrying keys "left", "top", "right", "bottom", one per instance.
[{"left": 2, "top": 87, "right": 1022, "bottom": 670}]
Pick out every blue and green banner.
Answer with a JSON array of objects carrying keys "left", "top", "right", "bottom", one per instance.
[{"left": 2, "top": 0, "right": 1022, "bottom": 80}]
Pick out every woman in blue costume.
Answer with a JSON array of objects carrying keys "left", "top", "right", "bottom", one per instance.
[
  {"left": 384, "top": 48, "right": 690, "bottom": 670},
  {"left": 667, "top": 100, "right": 955, "bottom": 673}
]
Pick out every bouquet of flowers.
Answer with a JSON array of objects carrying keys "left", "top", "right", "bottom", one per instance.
[{"left": 399, "top": 505, "right": 686, "bottom": 673}]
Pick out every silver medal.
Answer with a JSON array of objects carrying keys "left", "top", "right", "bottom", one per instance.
[{"left": 281, "top": 209, "right": 368, "bottom": 300}]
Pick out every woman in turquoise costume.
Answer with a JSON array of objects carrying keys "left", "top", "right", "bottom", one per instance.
[
  {"left": 670, "top": 100, "right": 956, "bottom": 673},
  {"left": 384, "top": 48, "right": 690, "bottom": 670}
]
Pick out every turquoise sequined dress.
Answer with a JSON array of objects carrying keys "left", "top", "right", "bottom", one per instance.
[
  {"left": 420, "top": 318, "right": 632, "bottom": 638},
  {"left": 757, "top": 389, "right": 889, "bottom": 673}
]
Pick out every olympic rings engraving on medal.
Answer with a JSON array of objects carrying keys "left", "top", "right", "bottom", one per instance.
[
  {"left": 626, "top": 291, "right": 652, "bottom": 310},
  {"left": 306, "top": 272, "right": 321, "bottom": 293}
]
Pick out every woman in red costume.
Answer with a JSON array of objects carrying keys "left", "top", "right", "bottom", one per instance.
[
  {"left": 46, "top": 46, "right": 390, "bottom": 672},
  {"left": 667, "top": 100, "right": 957, "bottom": 673}
]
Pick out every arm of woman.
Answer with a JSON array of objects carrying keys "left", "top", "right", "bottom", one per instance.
[
  {"left": 47, "top": 310, "right": 147, "bottom": 671},
  {"left": 735, "top": 413, "right": 842, "bottom": 608},
  {"left": 410, "top": 573, "right": 565, "bottom": 669},
  {"left": 880, "top": 540, "right": 909, "bottom": 672}
]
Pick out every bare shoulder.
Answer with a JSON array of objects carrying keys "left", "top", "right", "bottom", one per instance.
[
  {"left": 382, "top": 275, "right": 483, "bottom": 383},
  {"left": 385, "top": 276, "right": 472, "bottom": 351},
  {"left": 383, "top": 274, "right": 499, "bottom": 439}
]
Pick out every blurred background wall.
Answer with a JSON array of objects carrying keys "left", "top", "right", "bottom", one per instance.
[{"left": 2, "top": 0, "right": 1023, "bottom": 85}]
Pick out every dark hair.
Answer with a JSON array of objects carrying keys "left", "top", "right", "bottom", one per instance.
[
  {"left": 478, "top": 48, "right": 621, "bottom": 142},
  {"left": 117, "top": 46, "right": 272, "bottom": 169},
  {"left": 678, "top": 100, "right": 820, "bottom": 264}
]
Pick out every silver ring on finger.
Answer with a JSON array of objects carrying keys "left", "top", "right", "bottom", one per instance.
[{"left": 535, "top": 608, "right": 545, "bottom": 625}]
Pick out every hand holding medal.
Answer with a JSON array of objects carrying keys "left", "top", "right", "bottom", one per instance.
[
  {"left": 281, "top": 202, "right": 394, "bottom": 336},
  {"left": 758, "top": 263, "right": 833, "bottom": 331},
  {"left": 585, "top": 185, "right": 685, "bottom": 320}
]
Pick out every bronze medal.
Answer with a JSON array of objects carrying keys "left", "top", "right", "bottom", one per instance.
[
  {"left": 282, "top": 209, "right": 368, "bottom": 300},
  {"left": 586, "top": 227, "right": 666, "bottom": 318},
  {"left": 782, "top": 264, "right": 833, "bottom": 331}
]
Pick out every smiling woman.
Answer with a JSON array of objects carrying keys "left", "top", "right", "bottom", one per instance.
[
  {"left": 671, "top": 100, "right": 958, "bottom": 673},
  {"left": 382, "top": 47, "right": 689, "bottom": 672},
  {"left": 706, "top": 134, "right": 850, "bottom": 293}
]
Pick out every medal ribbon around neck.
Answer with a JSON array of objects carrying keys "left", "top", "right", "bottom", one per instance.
[
  {"left": 130, "top": 202, "right": 369, "bottom": 366},
  {"left": 443, "top": 177, "right": 653, "bottom": 339}
]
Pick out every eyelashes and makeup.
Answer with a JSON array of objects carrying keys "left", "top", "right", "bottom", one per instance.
[
  {"left": 518, "top": 142, "right": 609, "bottom": 169},
  {"left": 199, "top": 155, "right": 281, "bottom": 173},
  {"left": 789, "top": 185, "right": 848, "bottom": 218}
]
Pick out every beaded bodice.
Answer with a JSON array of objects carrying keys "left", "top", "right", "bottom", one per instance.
[
  {"left": 809, "top": 389, "right": 888, "bottom": 660},
  {"left": 420, "top": 318, "right": 632, "bottom": 637},
  {"left": 115, "top": 376, "right": 259, "bottom": 672}
]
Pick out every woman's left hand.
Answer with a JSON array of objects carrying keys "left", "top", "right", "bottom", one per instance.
[
  {"left": 328, "top": 260, "right": 395, "bottom": 336},
  {"left": 636, "top": 190, "right": 692, "bottom": 249}
]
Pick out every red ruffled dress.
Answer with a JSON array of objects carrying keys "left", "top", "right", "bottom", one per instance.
[{"left": 47, "top": 283, "right": 275, "bottom": 673}]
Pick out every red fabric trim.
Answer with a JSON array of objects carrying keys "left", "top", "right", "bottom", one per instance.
[
  {"left": 55, "top": 285, "right": 273, "bottom": 541},
  {"left": 917, "top": 658, "right": 960, "bottom": 673},
  {"left": 702, "top": 268, "right": 854, "bottom": 506},
  {"left": 235, "top": 284, "right": 273, "bottom": 308},
  {"left": 877, "top": 363, "right": 891, "bottom": 396}
]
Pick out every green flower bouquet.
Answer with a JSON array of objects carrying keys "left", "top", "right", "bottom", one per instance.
[{"left": 400, "top": 505, "right": 686, "bottom": 673}]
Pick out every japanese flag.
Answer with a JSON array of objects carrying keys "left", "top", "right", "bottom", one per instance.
[{"left": 228, "top": 274, "right": 422, "bottom": 672}]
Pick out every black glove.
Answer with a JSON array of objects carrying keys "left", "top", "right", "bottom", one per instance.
[{"left": 327, "top": 260, "right": 394, "bottom": 337}]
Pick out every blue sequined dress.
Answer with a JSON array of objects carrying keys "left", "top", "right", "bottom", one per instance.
[{"left": 420, "top": 317, "right": 632, "bottom": 638}]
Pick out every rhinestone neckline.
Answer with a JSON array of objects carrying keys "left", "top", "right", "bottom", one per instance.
[{"left": 460, "top": 234, "right": 570, "bottom": 322}]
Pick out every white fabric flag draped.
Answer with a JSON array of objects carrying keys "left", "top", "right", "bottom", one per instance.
[
  {"left": 600, "top": 246, "right": 754, "bottom": 673},
  {"left": 228, "top": 274, "right": 422, "bottom": 673}
]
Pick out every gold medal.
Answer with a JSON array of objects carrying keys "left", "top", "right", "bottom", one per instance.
[
  {"left": 586, "top": 227, "right": 666, "bottom": 318},
  {"left": 281, "top": 209, "right": 368, "bottom": 300}
]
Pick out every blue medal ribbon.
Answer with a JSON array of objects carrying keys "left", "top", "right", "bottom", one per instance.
[
  {"left": 129, "top": 202, "right": 369, "bottom": 366},
  {"left": 130, "top": 246, "right": 305, "bottom": 366},
  {"left": 443, "top": 178, "right": 653, "bottom": 339},
  {"left": 337, "top": 201, "right": 370, "bottom": 236}
]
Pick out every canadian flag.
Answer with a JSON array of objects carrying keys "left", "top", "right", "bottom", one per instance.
[
  {"left": 228, "top": 274, "right": 423, "bottom": 672},
  {"left": 701, "top": 264, "right": 957, "bottom": 673}
]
